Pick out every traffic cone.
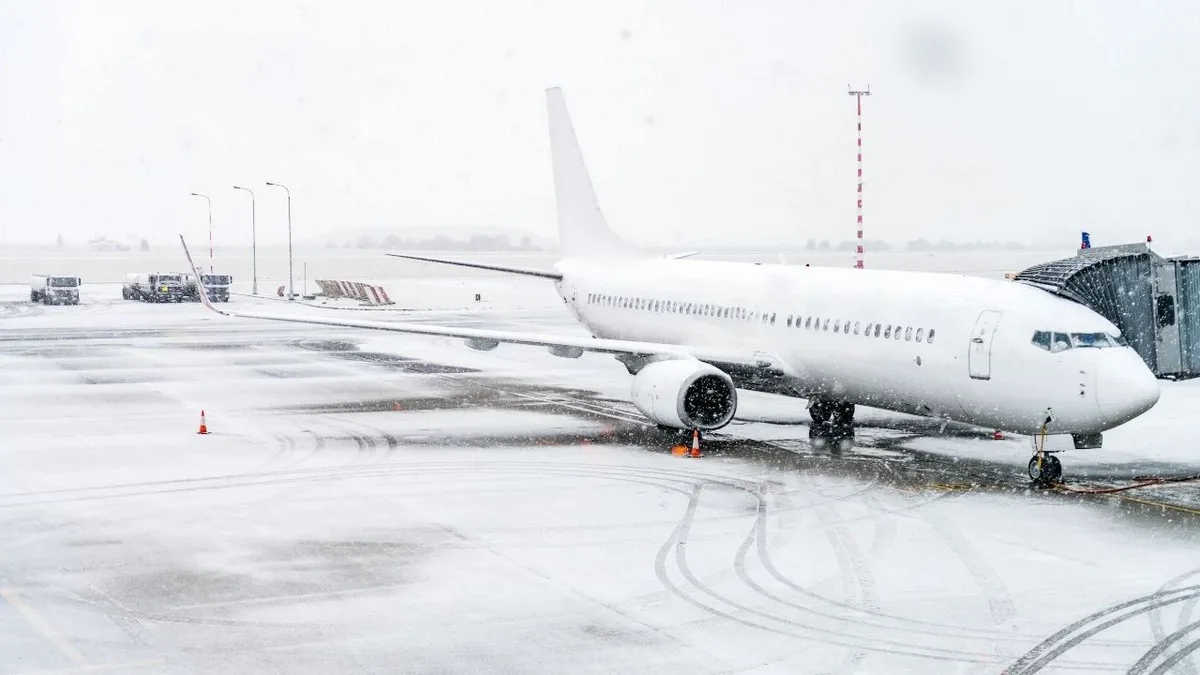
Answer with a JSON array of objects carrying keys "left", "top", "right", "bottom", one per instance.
[
  {"left": 671, "top": 445, "right": 687, "bottom": 457},
  {"left": 198, "top": 410, "right": 209, "bottom": 435},
  {"left": 993, "top": 429, "right": 1004, "bottom": 441},
  {"left": 689, "top": 429, "right": 702, "bottom": 458}
]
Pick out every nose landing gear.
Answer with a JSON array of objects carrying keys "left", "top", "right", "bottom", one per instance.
[
  {"left": 1028, "top": 420, "right": 1062, "bottom": 486},
  {"left": 1028, "top": 453, "right": 1062, "bottom": 485}
]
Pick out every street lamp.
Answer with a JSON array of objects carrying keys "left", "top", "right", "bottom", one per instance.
[
  {"left": 232, "top": 185, "right": 257, "bottom": 295},
  {"left": 189, "top": 192, "right": 213, "bottom": 273},
  {"left": 265, "top": 182, "right": 293, "bottom": 300}
]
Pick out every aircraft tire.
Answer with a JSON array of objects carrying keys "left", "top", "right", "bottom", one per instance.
[
  {"left": 1028, "top": 454, "right": 1062, "bottom": 486},
  {"left": 809, "top": 400, "right": 833, "bottom": 425}
]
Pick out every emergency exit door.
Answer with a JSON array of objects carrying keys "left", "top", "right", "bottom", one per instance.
[{"left": 968, "top": 310, "right": 1003, "bottom": 380}]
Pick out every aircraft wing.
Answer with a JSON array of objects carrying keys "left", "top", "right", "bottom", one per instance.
[
  {"left": 383, "top": 252, "right": 562, "bottom": 280},
  {"left": 180, "top": 236, "right": 778, "bottom": 371}
]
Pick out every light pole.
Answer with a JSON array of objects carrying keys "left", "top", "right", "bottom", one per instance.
[
  {"left": 265, "top": 182, "right": 293, "bottom": 300},
  {"left": 232, "top": 185, "right": 257, "bottom": 295},
  {"left": 189, "top": 192, "right": 213, "bottom": 273}
]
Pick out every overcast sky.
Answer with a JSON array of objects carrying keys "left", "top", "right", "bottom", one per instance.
[{"left": 1, "top": 0, "right": 1197, "bottom": 249}]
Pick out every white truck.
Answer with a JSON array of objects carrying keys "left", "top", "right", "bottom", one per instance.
[
  {"left": 30, "top": 274, "right": 81, "bottom": 305},
  {"left": 122, "top": 272, "right": 188, "bottom": 302},
  {"left": 183, "top": 273, "right": 232, "bottom": 302}
]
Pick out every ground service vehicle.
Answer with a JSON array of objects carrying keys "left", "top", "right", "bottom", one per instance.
[
  {"left": 122, "top": 273, "right": 188, "bottom": 302},
  {"left": 184, "top": 273, "right": 232, "bottom": 302},
  {"left": 30, "top": 274, "right": 81, "bottom": 305}
]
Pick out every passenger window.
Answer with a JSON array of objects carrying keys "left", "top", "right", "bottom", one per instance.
[
  {"left": 1032, "top": 331, "right": 1051, "bottom": 351},
  {"left": 770, "top": 312, "right": 776, "bottom": 325},
  {"left": 895, "top": 326, "right": 903, "bottom": 340},
  {"left": 927, "top": 328, "right": 935, "bottom": 343},
  {"left": 905, "top": 327, "right": 912, "bottom": 341},
  {"left": 823, "top": 319, "right": 830, "bottom": 331},
  {"left": 1051, "top": 332, "right": 1071, "bottom": 353},
  {"left": 787, "top": 315, "right": 793, "bottom": 327},
  {"left": 915, "top": 328, "right": 924, "bottom": 343},
  {"left": 805, "top": 317, "right": 812, "bottom": 329},
  {"left": 874, "top": 324, "right": 881, "bottom": 338},
  {"left": 884, "top": 325, "right": 892, "bottom": 339},
  {"left": 853, "top": 321, "right": 860, "bottom": 336},
  {"left": 833, "top": 320, "right": 841, "bottom": 333}
]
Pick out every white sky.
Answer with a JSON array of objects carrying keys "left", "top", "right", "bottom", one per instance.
[{"left": 1, "top": 0, "right": 1197, "bottom": 248}]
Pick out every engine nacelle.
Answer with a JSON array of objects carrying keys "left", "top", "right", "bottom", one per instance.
[{"left": 630, "top": 360, "right": 737, "bottom": 430}]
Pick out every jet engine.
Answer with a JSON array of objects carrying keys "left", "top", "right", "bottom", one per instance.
[{"left": 630, "top": 360, "right": 737, "bottom": 430}]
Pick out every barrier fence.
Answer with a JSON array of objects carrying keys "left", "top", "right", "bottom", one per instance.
[{"left": 314, "top": 279, "right": 394, "bottom": 306}]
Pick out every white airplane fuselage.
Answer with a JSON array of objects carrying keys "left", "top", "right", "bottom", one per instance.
[{"left": 553, "top": 257, "right": 1160, "bottom": 436}]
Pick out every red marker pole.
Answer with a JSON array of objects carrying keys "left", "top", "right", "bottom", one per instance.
[{"left": 848, "top": 86, "right": 871, "bottom": 269}]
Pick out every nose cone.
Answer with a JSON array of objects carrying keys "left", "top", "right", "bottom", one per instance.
[{"left": 1096, "top": 354, "right": 1160, "bottom": 426}]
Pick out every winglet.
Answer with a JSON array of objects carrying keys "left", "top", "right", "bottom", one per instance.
[{"left": 179, "top": 235, "right": 227, "bottom": 316}]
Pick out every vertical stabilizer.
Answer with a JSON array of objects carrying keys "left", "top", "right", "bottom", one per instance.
[{"left": 546, "top": 87, "right": 639, "bottom": 258}]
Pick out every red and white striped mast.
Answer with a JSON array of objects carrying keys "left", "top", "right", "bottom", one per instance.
[{"left": 848, "top": 85, "right": 871, "bottom": 269}]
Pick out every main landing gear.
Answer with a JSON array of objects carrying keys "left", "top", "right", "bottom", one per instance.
[{"left": 809, "top": 400, "right": 855, "bottom": 452}]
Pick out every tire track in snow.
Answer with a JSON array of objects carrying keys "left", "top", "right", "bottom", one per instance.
[{"left": 1003, "top": 583, "right": 1200, "bottom": 674}]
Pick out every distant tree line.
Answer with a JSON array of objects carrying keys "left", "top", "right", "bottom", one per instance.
[
  {"left": 328, "top": 234, "right": 542, "bottom": 251},
  {"left": 904, "top": 238, "right": 1027, "bottom": 252},
  {"left": 804, "top": 238, "right": 1027, "bottom": 252},
  {"left": 806, "top": 238, "right": 891, "bottom": 252}
]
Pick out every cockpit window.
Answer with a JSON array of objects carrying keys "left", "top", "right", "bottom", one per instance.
[
  {"left": 1051, "top": 333, "right": 1071, "bottom": 353},
  {"left": 1034, "top": 330, "right": 1123, "bottom": 352},
  {"left": 1070, "top": 332, "right": 1114, "bottom": 348}
]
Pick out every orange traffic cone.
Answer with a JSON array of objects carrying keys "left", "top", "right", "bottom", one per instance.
[
  {"left": 671, "top": 444, "right": 688, "bottom": 457},
  {"left": 689, "top": 429, "right": 702, "bottom": 458},
  {"left": 198, "top": 410, "right": 209, "bottom": 435},
  {"left": 993, "top": 429, "right": 1004, "bottom": 441}
]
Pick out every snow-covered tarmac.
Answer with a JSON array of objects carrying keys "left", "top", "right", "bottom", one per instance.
[{"left": 2, "top": 281, "right": 1200, "bottom": 674}]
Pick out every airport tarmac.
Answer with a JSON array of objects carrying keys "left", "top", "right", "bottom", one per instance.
[{"left": 3, "top": 282, "right": 1200, "bottom": 674}]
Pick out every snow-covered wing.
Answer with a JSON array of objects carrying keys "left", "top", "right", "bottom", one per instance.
[
  {"left": 383, "top": 253, "right": 562, "bottom": 280},
  {"left": 180, "top": 236, "right": 766, "bottom": 368}
]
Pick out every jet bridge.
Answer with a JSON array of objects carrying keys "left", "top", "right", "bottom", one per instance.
[{"left": 1015, "top": 242, "right": 1200, "bottom": 379}]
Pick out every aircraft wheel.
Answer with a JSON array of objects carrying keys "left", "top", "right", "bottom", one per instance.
[
  {"left": 809, "top": 400, "right": 832, "bottom": 425},
  {"left": 1028, "top": 454, "right": 1062, "bottom": 486},
  {"left": 809, "top": 431, "right": 830, "bottom": 450}
]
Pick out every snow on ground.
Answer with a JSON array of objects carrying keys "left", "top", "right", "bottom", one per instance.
[{"left": 2, "top": 269, "right": 1200, "bottom": 674}]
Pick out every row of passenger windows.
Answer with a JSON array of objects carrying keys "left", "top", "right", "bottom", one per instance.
[
  {"left": 1031, "top": 331, "right": 1127, "bottom": 353},
  {"left": 785, "top": 314, "right": 935, "bottom": 343},
  {"left": 584, "top": 292, "right": 936, "bottom": 344}
]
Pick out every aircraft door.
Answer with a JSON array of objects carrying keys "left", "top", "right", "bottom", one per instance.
[{"left": 968, "top": 310, "right": 1003, "bottom": 380}]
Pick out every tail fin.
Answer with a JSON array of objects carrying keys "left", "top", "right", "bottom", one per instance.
[{"left": 546, "top": 87, "right": 640, "bottom": 258}]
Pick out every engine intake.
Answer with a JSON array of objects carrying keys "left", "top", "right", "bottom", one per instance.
[{"left": 630, "top": 360, "right": 737, "bottom": 430}]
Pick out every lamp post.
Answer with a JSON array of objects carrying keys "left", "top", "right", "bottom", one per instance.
[
  {"left": 189, "top": 192, "right": 213, "bottom": 273},
  {"left": 265, "top": 182, "right": 293, "bottom": 300},
  {"left": 232, "top": 185, "right": 257, "bottom": 295}
]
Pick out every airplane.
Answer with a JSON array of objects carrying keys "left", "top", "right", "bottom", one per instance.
[{"left": 179, "top": 87, "right": 1160, "bottom": 486}]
